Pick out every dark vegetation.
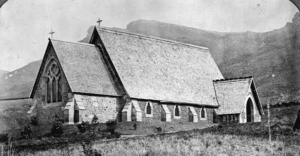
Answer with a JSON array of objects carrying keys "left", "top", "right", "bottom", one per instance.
[
  {"left": 8, "top": 119, "right": 120, "bottom": 153},
  {"left": 21, "top": 125, "right": 32, "bottom": 139}
]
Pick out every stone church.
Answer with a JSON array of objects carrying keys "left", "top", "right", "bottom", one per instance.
[{"left": 28, "top": 26, "right": 264, "bottom": 127}]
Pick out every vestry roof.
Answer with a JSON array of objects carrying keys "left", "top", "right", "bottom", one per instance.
[
  {"left": 93, "top": 27, "right": 224, "bottom": 106},
  {"left": 213, "top": 77, "right": 263, "bottom": 115}
]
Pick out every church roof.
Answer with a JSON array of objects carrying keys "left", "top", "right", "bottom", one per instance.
[
  {"left": 93, "top": 27, "right": 224, "bottom": 106},
  {"left": 213, "top": 77, "right": 264, "bottom": 115},
  {"left": 50, "top": 39, "right": 119, "bottom": 96}
]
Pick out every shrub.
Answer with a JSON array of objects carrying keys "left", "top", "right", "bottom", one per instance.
[
  {"left": 21, "top": 125, "right": 32, "bottom": 139},
  {"left": 0, "top": 134, "right": 9, "bottom": 143},
  {"left": 30, "top": 116, "right": 38, "bottom": 126},
  {"left": 92, "top": 115, "right": 99, "bottom": 124},
  {"left": 77, "top": 121, "right": 91, "bottom": 133},
  {"left": 106, "top": 120, "right": 117, "bottom": 134},
  {"left": 156, "top": 126, "right": 162, "bottom": 133},
  {"left": 51, "top": 120, "right": 63, "bottom": 137}
]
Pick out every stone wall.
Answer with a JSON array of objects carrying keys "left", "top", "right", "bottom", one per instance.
[
  {"left": 124, "top": 99, "right": 215, "bottom": 125},
  {"left": 139, "top": 101, "right": 161, "bottom": 122},
  {"left": 79, "top": 94, "right": 125, "bottom": 123},
  {"left": 34, "top": 47, "right": 71, "bottom": 125},
  {"left": 165, "top": 104, "right": 214, "bottom": 124}
]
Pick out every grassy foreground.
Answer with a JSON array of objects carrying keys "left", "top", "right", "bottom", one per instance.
[{"left": 12, "top": 129, "right": 300, "bottom": 156}]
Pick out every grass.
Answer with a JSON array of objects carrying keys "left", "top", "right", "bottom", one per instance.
[
  {"left": 10, "top": 118, "right": 300, "bottom": 155},
  {"left": 0, "top": 99, "right": 31, "bottom": 134},
  {"left": 1, "top": 99, "right": 300, "bottom": 155},
  {"left": 13, "top": 129, "right": 300, "bottom": 156}
]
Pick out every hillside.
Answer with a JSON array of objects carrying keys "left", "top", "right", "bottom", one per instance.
[
  {"left": 0, "top": 69, "right": 9, "bottom": 77},
  {"left": 0, "top": 60, "right": 41, "bottom": 99},
  {"left": 125, "top": 13, "right": 300, "bottom": 105}
]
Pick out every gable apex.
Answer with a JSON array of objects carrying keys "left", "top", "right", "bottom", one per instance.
[
  {"left": 30, "top": 40, "right": 65, "bottom": 98},
  {"left": 30, "top": 39, "right": 123, "bottom": 98}
]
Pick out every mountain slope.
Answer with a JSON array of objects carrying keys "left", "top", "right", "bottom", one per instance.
[
  {"left": 0, "top": 60, "right": 41, "bottom": 99},
  {"left": 0, "top": 70, "right": 9, "bottom": 77}
]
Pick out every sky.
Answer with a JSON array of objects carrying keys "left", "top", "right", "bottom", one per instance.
[{"left": 0, "top": 0, "right": 298, "bottom": 71}]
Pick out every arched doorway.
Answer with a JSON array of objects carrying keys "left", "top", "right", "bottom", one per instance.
[{"left": 246, "top": 98, "right": 254, "bottom": 122}]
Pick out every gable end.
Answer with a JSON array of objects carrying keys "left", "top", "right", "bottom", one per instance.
[
  {"left": 250, "top": 79, "right": 264, "bottom": 115},
  {"left": 30, "top": 39, "right": 71, "bottom": 98},
  {"left": 90, "top": 27, "right": 128, "bottom": 97}
]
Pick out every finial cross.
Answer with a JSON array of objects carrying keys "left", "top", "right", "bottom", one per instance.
[
  {"left": 49, "top": 29, "right": 55, "bottom": 38},
  {"left": 97, "top": 18, "right": 102, "bottom": 27}
]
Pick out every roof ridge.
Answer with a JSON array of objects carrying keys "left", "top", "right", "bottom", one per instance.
[
  {"left": 50, "top": 38, "right": 96, "bottom": 47},
  {"left": 96, "top": 26, "right": 209, "bottom": 50},
  {"left": 213, "top": 76, "right": 253, "bottom": 83}
]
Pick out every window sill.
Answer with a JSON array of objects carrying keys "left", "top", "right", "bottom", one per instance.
[
  {"left": 174, "top": 116, "right": 181, "bottom": 119},
  {"left": 145, "top": 114, "right": 153, "bottom": 117},
  {"left": 42, "top": 101, "right": 63, "bottom": 108},
  {"left": 200, "top": 118, "right": 207, "bottom": 121},
  {"left": 63, "top": 122, "right": 82, "bottom": 125}
]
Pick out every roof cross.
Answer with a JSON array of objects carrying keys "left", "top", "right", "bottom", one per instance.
[
  {"left": 96, "top": 18, "right": 102, "bottom": 27},
  {"left": 49, "top": 29, "right": 55, "bottom": 38}
]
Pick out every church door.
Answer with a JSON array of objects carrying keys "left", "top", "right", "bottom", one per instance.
[
  {"left": 74, "top": 110, "right": 79, "bottom": 123},
  {"left": 246, "top": 98, "right": 254, "bottom": 122}
]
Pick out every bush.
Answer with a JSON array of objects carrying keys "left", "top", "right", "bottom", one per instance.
[
  {"left": 106, "top": 120, "right": 117, "bottom": 134},
  {"left": 30, "top": 116, "right": 38, "bottom": 126},
  {"left": 0, "top": 133, "right": 9, "bottom": 143},
  {"left": 51, "top": 120, "right": 63, "bottom": 137},
  {"left": 77, "top": 121, "right": 91, "bottom": 133},
  {"left": 21, "top": 125, "right": 32, "bottom": 139},
  {"left": 156, "top": 126, "right": 162, "bottom": 133},
  {"left": 92, "top": 115, "right": 99, "bottom": 124}
]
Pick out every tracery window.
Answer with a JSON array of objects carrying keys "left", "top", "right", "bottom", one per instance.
[
  {"left": 45, "top": 61, "right": 62, "bottom": 103},
  {"left": 145, "top": 102, "right": 153, "bottom": 117},
  {"left": 174, "top": 105, "right": 180, "bottom": 117},
  {"left": 146, "top": 103, "right": 151, "bottom": 114},
  {"left": 200, "top": 107, "right": 207, "bottom": 120}
]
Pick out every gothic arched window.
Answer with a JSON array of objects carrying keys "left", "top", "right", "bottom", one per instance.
[
  {"left": 52, "top": 77, "right": 57, "bottom": 102},
  {"left": 145, "top": 102, "right": 153, "bottom": 117},
  {"left": 58, "top": 77, "right": 62, "bottom": 102},
  {"left": 47, "top": 77, "right": 51, "bottom": 103},
  {"left": 45, "top": 61, "right": 62, "bottom": 103},
  {"left": 200, "top": 107, "right": 207, "bottom": 120},
  {"left": 146, "top": 103, "right": 151, "bottom": 114},
  {"left": 174, "top": 105, "right": 180, "bottom": 117}
]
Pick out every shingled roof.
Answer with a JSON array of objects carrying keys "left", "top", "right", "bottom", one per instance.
[
  {"left": 51, "top": 39, "right": 121, "bottom": 96},
  {"left": 92, "top": 27, "right": 224, "bottom": 106},
  {"left": 30, "top": 39, "right": 120, "bottom": 98},
  {"left": 213, "top": 77, "right": 264, "bottom": 115}
]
